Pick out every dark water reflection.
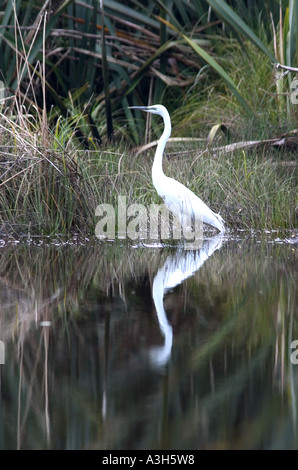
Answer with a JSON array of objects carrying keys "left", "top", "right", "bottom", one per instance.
[{"left": 0, "top": 231, "right": 297, "bottom": 450}]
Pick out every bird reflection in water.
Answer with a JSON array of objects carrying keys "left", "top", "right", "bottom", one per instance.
[{"left": 150, "top": 235, "right": 224, "bottom": 368}]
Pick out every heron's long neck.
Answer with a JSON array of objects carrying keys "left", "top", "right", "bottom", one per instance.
[{"left": 152, "top": 113, "right": 171, "bottom": 188}]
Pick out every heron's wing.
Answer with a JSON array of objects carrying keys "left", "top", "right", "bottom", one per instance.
[
  {"left": 161, "top": 178, "right": 224, "bottom": 231},
  {"left": 162, "top": 179, "right": 203, "bottom": 223}
]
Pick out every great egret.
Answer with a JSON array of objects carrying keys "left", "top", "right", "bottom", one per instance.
[{"left": 130, "top": 104, "right": 225, "bottom": 233}]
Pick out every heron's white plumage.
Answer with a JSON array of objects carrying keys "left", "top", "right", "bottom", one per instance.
[
  {"left": 157, "top": 176, "right": 224, "bottom": 232},
  {"left": 130, "top": 104, "right": 225, "bottom": 233}
]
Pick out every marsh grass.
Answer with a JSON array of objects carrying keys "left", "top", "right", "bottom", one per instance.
[
  {"left": 0, "top": 106, "right": 296, "bottom": 237},
  {"left": 0, "top": 33, "right": 296, "bottom": 237},
  {"left": 172, "top": 38, "right": 297, "bottom": 142}
]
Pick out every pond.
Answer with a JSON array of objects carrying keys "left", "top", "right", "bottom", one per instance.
[{"left": 0, "top": 230, "right": 297, "bottom": 450}]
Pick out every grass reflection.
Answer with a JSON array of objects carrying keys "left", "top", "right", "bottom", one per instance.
[{"left": 0, "top": 233, "right": 297, "bottom": 449}]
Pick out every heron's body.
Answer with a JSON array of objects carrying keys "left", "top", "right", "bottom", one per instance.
[
  {"left": 130, "top": 104, "right": 225, "bottom": 233},
  {"left": 154, "top": 174, "right": 224, "bottom": 232}
]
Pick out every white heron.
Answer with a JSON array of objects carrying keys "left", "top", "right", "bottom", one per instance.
[{"left": 130, "top": 104, "right": 225, "bottom": 233}]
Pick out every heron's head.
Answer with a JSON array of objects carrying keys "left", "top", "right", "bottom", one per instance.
[
  {"left": 129, "top": 104, "right": 168, "bottom": 117},
  {"left": 129, "top": 104, "right": 171, "bottom": 136}
]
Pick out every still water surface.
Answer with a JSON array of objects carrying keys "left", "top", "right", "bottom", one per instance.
[{"left": 0, "top": 231, "right": 297, "bottom": 450}]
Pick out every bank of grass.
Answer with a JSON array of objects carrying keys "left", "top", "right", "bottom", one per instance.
[
  {"left": 0, "top": 107, "right": 296, "bottom": 237},
  {"left": 0, "top": 37, "right": 297, "bottom": 237}
]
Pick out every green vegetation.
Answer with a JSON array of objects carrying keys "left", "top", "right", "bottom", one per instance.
[{"left": 0, "top": 1, "right": 297, "bottom": 236}]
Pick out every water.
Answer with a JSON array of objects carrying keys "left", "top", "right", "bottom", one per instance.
[{"left": 0, "top": 231, "right": 297, "bottom": 450}]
